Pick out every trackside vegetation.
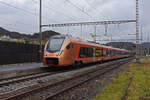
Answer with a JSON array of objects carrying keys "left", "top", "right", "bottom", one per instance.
[{"left": 94, "top": 57, "right": 150, "bottom": 100}]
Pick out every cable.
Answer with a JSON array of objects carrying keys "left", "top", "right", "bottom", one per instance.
[
  {"left": 32, "top": 0, "right": 78, "bottom": 22},
  {"left": 43, "top": 4, "right": 78, "bottom": 21},
  {"left": 0, "top": 1, "right": 59, "bottom": 23},
  {"left": 0, "top": 22, "right": 34, "bottom": 33},
  {"left": 84, "top": 0, "right": 111, "bottom": 20},
  {"left": 45, "top": 6, "right": 77, "bottom": 21},
  {"left": 0, "top": 17, "right": 30, "bottom": 26},
  {"left": 43, "top": 0, "right": 82, "bottom": 21},
  {"left": 65, "top": 0, "right": 93, "bottom": 19},
  {"left": 0, "top": 16, "right": 38, "bottom": 33},
  {"left": 0, "top": 1, "right": 37, "bottom": 16}
]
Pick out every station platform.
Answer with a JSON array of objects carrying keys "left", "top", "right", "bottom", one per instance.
[{"left": 0, "top": 63, "right": 46, "bottom": 80}]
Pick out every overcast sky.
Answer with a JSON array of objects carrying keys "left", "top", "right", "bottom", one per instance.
[{"left": 0, "top": 0, "right": 149, "bottom": 43}]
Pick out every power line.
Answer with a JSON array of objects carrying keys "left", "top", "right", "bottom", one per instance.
[
  {"left": 32, "top": 0, "right": 79, "bottom": 22},
  {"left": 0, "top": 22, "right": 35, "bottom": 33},
  {"left": 0, "top": 16, "right": 38, "bottom": 33},
  {"left": 46, "top": 0, "right": 85, "bottom": 20},
  {"left": 0, "top": 18, "right": 30, "bottom": 26},
  {"left": 42, "top": 2, "right": 78, "bottom": 21},
  {"left": 33, "top": 0, "right": 78, "bottom": 23},
  {"left": 65, "top": 0, "right": 93, "bottom": 19},
  {"left": 0, "top": 1, "right": 59, "bottom": 23},
  {"left": 0, "top": 1, "right": 37, "bottom": 16},
  {"left": 84, "top": 0, "right": 111, "bottom": 20}
]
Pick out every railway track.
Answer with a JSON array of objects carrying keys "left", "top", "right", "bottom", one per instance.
[
  {"left": 0, "top": 72, "right": 56, "bottom": 87},
  {"left": 0, "top": 58, "right": 133, "bottom": 100},
  {"left": 0, "top": 64, "right": 100, "bottom": 88},
  {"left": 43, "top": 58, "right": 132, "bottom": 100}
]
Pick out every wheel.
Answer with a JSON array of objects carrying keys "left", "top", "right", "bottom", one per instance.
[{"left": 74, "top": 61, "right": 82, "bottom": 67}]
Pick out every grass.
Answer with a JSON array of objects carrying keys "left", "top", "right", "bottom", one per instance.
[{"left": 94, "top": 57, "right": 150, "bottom": 100}]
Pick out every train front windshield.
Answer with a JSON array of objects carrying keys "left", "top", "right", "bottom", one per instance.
[{"left": 46, "top": 37, "right": 65, "bottom": 53}]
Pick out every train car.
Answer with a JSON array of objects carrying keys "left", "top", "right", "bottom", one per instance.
[{"left": 43, "top": 35, "right": 131, "bottom": 67}]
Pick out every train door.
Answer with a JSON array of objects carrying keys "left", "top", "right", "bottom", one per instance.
[
  {"left": 71, "top": 43, "right": 75, "bottom": 63},
  {"left": 93, "top": 48, "right": 96, "bottom": 62},
  {"left": 67, "top": 43, "right": 74, "bottom": 64}
]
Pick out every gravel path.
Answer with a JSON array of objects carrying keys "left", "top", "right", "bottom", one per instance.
[{"left": 49, "top": 62, "right": 130, "bottom": 100}]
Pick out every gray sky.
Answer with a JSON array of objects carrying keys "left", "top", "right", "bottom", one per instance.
[{"left": 0, "top": 0, "right": 149, "bottom": 43}]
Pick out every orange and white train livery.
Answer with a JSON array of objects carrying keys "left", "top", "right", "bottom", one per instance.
[{"left": 43, "top": 35, "right": 131, "bottom": 67}]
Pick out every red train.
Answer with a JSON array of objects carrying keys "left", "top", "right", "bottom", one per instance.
[{"left": 43, "top": 35, "right": 131, "bottom": 67}]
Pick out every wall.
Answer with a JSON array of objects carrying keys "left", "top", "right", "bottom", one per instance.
[{"left": 0, "top": 41, "right": 41, "bottom": 65}]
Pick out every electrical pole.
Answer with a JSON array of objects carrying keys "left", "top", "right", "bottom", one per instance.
[
  {"left": 141, "top": 27, "right": 143, "bottom": 56},
  {"left": 148, "top": 33, "right": 149, "bottom": 55},
  {"left": 81, "top": 25, "right": 82, "bottom": 39},
  {"left": 39, "top": 0, "right": 42, "bottom": 61},
  {"left": 148, "top": 33, "right": 149, "bottom": 42},
  {"left": 105, "top": 24, "right": 108, "bottom": 36},
  {"left": 136, "top": 0, "right": 140, "bottom": 62},
  {"left": 94, "top": 25, "right": 97, "bottom": 42}
]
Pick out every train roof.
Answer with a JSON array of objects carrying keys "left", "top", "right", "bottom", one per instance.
[
  {"left": 71, "top": 38, "right": 129, "bottom": 52},
  {"left": 69, "top": 37, "right": 130, "bottom": 52}
]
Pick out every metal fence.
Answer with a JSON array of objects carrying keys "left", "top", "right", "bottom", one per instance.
[{"left": 0, "top": 41, "right": 41, "bottom": 65}]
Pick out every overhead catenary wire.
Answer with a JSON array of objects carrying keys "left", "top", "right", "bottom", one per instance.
[
  {"left": 65, "top": 0, "right": 93, "bottom": 19},
  {"left": 0, "top": 22, "right": 35, "bottom": 34},
  {"left": 0, "top": 1, "right": 37, "bottom": 16},
  {"left": 0, "top": 17, "right": 34, "bottom": 27},
  {"left": 45, "top": 1, "right": 79, "bottom": 21},
  {"left": 46, "top": 0, "right": 86, "bottom": 21},
  {"left": 0, "top": 1, "right": 39, "bottom": 33},
  {"left": 0, "top": 1, "right": 59, "bottom": 23},
  {"left": 84, "top": 0, "right": 111, "bottom": 21},
  {"left": 32, "top": 0, "right": 78, "bottom": 22},
  {"left": 0, "top": 16, "right": 38, "bottom": 33}
]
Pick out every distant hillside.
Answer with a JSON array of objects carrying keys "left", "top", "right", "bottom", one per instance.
[
  {"left": 31, "top": 30, "right": 60, "bottom": 39},
  {"left": 142, "top": 42, "right": 150, "bottom": 49},
  {"left": 0, "top": 27, "right": 29, "bottom": 39},
  {"left": 106, "top": 42, "right": 136, "bottom": 51},
  {"left": 106, "top": 42, "right": 150, "bottom": 55},
  {"left": 0, "top": 27, "right": 60, "bottom": 40}
]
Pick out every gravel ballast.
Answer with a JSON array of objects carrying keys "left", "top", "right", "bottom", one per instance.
[{"left": 49, "top": 62, "right": 131, "bottom": 100}]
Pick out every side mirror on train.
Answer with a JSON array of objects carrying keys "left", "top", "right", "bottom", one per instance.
[{"left": 66, "top": 43, "right": 71, "bottom": 49}]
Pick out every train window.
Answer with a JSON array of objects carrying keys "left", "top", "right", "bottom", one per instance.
[
  {"left": 115, "top": 51, "right": 118, "bottom": 56},
  {"left": 103, "top": 50, "right": 107, "bottom": 56},
  {"left": 88, "top": 48, "right": 93, "bottom": 57},
  {"left": 106, "top": 50, "right": 110, "bottom": 56},
  {"left": 103, "top": 50, "right": 111, "bottom": 56},
  {"left": 112, "top": 51, "right": 115, "bottom": 56},
  {"left": 66, "top": 43, "right": 71, "bottom": 49},
  {"left": 46, "top": 37, "right": 65, "bottom": 52},
  {"left": 79, "top": 47, "right": 85, "bottom": 58},
  {"left": 79, "top": 47, "right": 93, "bottom": 58}
]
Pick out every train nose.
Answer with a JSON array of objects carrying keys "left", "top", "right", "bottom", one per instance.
[
  {"left": 46, "top": 58, "right": 58, "bottom": 65},
  {"left": 44, "top": 51, "right": 59, "bottom": 57}
]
